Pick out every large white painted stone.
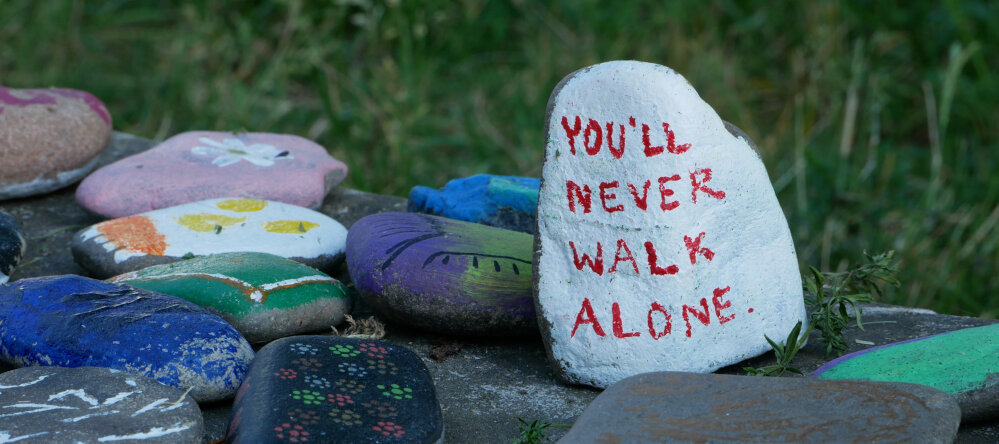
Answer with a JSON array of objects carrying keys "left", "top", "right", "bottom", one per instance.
[{"left": 534, "top": 61, "right": 806, "bottom": 388}]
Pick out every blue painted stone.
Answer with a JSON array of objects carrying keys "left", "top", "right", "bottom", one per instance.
[
  {"left": 408, "top": 174, "right": 539, "bottom": 233},
  {"left": 0, "top": 275, "right": 254, "bottom": 402},
  {"left": 0, "top": 209, "right": 26, "bottom": 284},
  {"left": 226, "top": 336, "right": 443, "bottom": 443}
]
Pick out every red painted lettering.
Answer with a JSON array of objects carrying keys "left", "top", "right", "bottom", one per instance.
[
  {"left": 682, "top": 298, "right": 711, "bottom": 337},
  {"left": 629, "top": 116, "right": 636, "bottom": 128},
  {"left": 647, "top": 302, "right": 672, "bottom": 339},
  {"left": 627, "top": 180, "right": 651, "bottom": 210},
  {"left": 566, "top": 180, "right": 592, "bottom": 213},
  {"left": 644, "top": 121, "right": 692, "bottom": 157},
  {"left": 690, "top": 168, "right": 726, "bottom": 203},
  {"left": 658, "top": 175, "right": 681, "bottom": 211},
  {"left": 571, "top": 298, "right": 606, "bottom": 337},
  {"left": 606, "top": 122, "right": 625, "bottom": 159},
  {"left": 608, "top": 239, "right": 639, "bottom": 274},
  {"left": 644, "top": 241, "right": 679, "bottom": 276},
  {"left": 569, "top": 241, "right": 604, "bottom": 275},
  {"left": 683, "top": 232, "right": 715, "bottom": 265},
  {"left": 642, "top": 123, "right": 663, "bottom": 157},
  {"left": 712, "top": 286, "right": 735, "bottom": 324},
  {"left": 663, "top": 122, "right": 691, "bottom": 154},
  {"left": 584, "top": 118, "right": 602, "bottom": 155},
  {"left": 561, "top": 116, "right": 581, "bottom": 155},
  {"left": 612, "top": 302, "right": 641, "bottom": 338},
  {"left": 599, "top": 181, "right": 624, "bottom": 213}
]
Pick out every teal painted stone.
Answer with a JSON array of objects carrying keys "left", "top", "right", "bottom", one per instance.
[
  {"left": 111, "top": 252, "right": 352, "bottom": 343},
  {"left": 0, "top": 275, "right": 254, "bottom": 402},
  {"left": 226, "top": 336, "right": 443, "bottom": 443},
  {"left": 813, "top": 322, "right": 999, "bottom": 421}
]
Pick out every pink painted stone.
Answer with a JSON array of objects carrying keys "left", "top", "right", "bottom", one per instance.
[
  {"left": 76, "top": 131, "right": 348, "bottom": 218},
  {"left": 0, "top": 86, "right": 112, "bottom": 200}
]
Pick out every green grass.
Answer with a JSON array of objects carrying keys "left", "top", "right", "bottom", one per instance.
[{"left": 1, "top": 1, "right": 997, "bottom": 317}]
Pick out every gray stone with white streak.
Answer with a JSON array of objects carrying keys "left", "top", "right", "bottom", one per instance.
[{"left": 0, "top": 366, "right": 202, "bottom": 443}]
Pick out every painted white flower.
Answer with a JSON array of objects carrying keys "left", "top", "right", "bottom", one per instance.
[{"left": 190, "top": 137, "right": 293, "bottom": 167}]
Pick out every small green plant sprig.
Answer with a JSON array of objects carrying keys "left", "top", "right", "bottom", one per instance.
[
  {"left": 806, "top": 250, "right": 900, "bottom": 357},
  {"left": 512, "top": 418, "right": 571, "bottom": 444},
  {"left": 744, "top": 251, "right": 900, "bottom": 376},
  {"left": 743, "top": 320, "right": 805, "bottom": 377}
]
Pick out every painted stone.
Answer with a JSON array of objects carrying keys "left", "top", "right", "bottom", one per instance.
[
  {"left": 559, "top": 371, "right": 960, "bottom": 443},
  {"left": 0, "top": 275, "right": 254, "bottom": 402},
  {"left": 72, "top": 197, "right": 349, "bottom": 278},
  {"left": 0, "top": 366, "right": 202, "bottom": 443},
  {"left": 408, "top": 174, "right": 540, "bottom": 233},
  {"left": 534, "top": 61, "right": 807, "bottom": 388},
  {"left": 76, "top": 131, "right": 347, "bottom": 218},
  {"left": 813, "top": 323, "right": 999, "bottom": 421},
  {"left": 0, "top": 86, "right": 112, "bottom": 200},
  {"left": 0, "top": 209, "right": 26, "bottom": 284},
  {"left": 347, "top": 212, "right": 535, "bottom": 337},
  {"left": 226, "top": 336, "right": 444, "bottom": 443},
  {"left": 110, "top": 252, "right": 352, "bottom": 343}
]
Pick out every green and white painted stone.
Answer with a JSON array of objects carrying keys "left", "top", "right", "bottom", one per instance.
[
  {"left": 813, "top": 322, "right": 999, "bottom": 421},
  {"left": 110, "top": 252, "right": 351, "bottom": 343}
]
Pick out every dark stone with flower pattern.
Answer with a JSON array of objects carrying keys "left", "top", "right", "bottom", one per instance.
[
  {"left": 0, "top": 366, "right": 202, "bottom": 443},
  {"left": 0, "top": 209, "right": 25, "bottom": 284},
  {"left": 226, "top": 336, "right": 443, "bottom": 444}
]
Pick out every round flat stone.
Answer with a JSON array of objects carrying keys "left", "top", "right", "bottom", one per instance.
[
  {"left": 75, "top": 131, "right": 347, "bottom": 218},
  {"left": 347, "top": 212, "right": 535, "bottom": 337},
  {"left": 0, "top": 209, "right": 26, "bottom": 284},
  {"left": 0, "top": 86, "right": 112, "bottom": 200},
  {"left": 0, "top": 366, "right": 202, "bottom": 443},
  {"left": 559, "top": 371, "right": 960, "bottom": 443},
  {"left": 408, "top": 174, "right": 540, "bottom": 233},
  {"left": 535, "top": 61, "right": 806, "bottom": 387},
  {"left": 72, "top": 198, "right": 348, "bottom": 278},
  {"left": 813, "top": 322, "right": 999, "bottom": 421},
  {"left": 0, "top": 275, "right": 254, "bottom": 402},
  {"left": 226, "top": 336, "right": 443, "bottom": 443},
  {"left": 110, "top": 252, "right": 351, "bottom": 343}
]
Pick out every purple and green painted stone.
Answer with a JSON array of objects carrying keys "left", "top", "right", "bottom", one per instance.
[
  {"left": 226, "top": 336, "right": 443, "bottom": 444},
  {"left": 0, "top": 275, "right": 253, "bottom": 402},
  {"left": 408, "top": 174, "right": 539, "bottom": 233},
  {"left": 813, "top": 322, "right": 999, "bottom": 421},
  {"left": 346, "top": 212, "right": 535, "bottom": 337},
  {"left": 110, "top": 252, "right": 351, "bottom": 343}
]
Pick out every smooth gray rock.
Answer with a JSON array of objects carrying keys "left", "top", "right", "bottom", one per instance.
[
  {"left": 0, "top": 366, "right": 202, "bottom": 443},
  {"left": 559, "top": 371, "right": 960, "bottom": 443}
]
